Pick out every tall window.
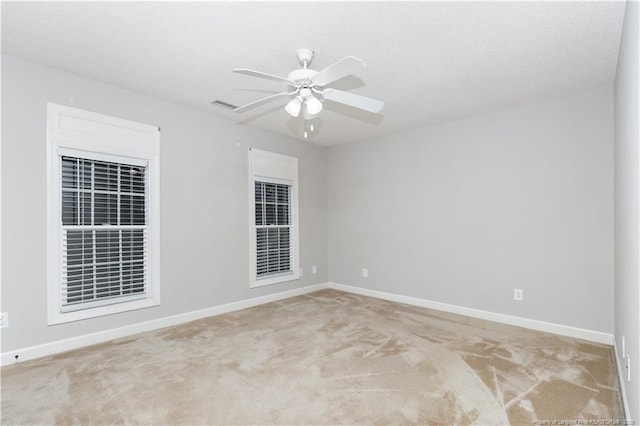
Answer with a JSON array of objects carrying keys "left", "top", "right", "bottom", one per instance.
[
  {"left": 47, "top": 103, "right": 160, "bottom": 324},
  {"left": 60, "top": 156, "right": 147, "bottom": 312},
  {"left": 249, "top": 149, "right": 299, "bottom": 287}
]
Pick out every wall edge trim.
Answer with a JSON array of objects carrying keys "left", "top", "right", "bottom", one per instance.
[
  {"left": 2, "top": 282, "right": 615, "bottom": 367},
  {"left": 1, "top": 283, "right": 328, "bottom": 367},
  {"left": 613, "top": 338, "right": 632, "bottom": 420},
  {"left": 328, "top": 282, "right": 614, "bottom": 345}
]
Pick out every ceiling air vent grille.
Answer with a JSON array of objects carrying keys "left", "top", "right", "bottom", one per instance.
[{"left": 211, "top": 100, "right": 238, "bottom": 110}]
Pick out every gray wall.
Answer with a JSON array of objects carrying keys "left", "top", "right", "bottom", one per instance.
[
  {"left": 614, "top": 1, "right": 639, "bottom": 420},
  {"left": 1, "top": 55, "right": 328, "bottom": 352},
  {"left": 0, "top": 52, "right": 622, "bottom": 370},
  {"left": 328, "top": 88, "right": 614, "bottom": 333}
]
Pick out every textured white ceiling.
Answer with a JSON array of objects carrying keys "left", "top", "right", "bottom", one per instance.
[{"left": 1, "top": 1, "right": 626, "bottom": 146}]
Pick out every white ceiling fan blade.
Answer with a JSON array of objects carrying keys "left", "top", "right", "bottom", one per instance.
[
  {"left": 322, "top": 88, "right": 384, "bottom": 114},
  {"left": 233, "top": 69, "right": 295, "bottom": 85},
  {"left": 312, "top": 56, "right": 365, "bottom": 87},
  {"left": 233, "top": 92, "right": 293, "bottom": 113}
]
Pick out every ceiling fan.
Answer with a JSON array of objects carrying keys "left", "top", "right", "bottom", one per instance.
[{"left": 230, "top": 48, "right": 384, "bottom": 136}]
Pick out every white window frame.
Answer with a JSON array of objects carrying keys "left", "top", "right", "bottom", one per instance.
[
  {"left": 249, "top": 148, "right": 300, "bottom": 288},
  {"left": 47, "top": 103, "right": 161, "bottom": 325}
]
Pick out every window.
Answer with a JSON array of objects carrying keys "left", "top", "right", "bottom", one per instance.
[
  {"left": 255, "top": 181, "right": 292, "bottom": 277},
  {"left": 60, "top": 156, "right": 147, "bottom": 312},
  {"left": 47, "top": 103, "right": 160, "bottom": 324},
  {"left": 249, "top": 149, "right": 299, "bottom": 287}
]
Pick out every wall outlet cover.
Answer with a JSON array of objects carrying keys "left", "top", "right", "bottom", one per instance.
[
  {"left": 513, "top": 289, "right": 523, "bottom": 301},
  {"left": 0, "top": 312, "right": 8, "bottom": 329}
]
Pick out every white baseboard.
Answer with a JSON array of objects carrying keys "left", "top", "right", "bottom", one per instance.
[
  {"left": 3, "top": 282, "right": 615, "bottom": 367},
  {"left": 1, "top": 283, "right": 327, "bottom": 367},
  {"left": 613, "top": 338, "right": 632, "bottom": 420},
  {"left": 328, "top": 282, "right": 614, "bottom": 345}
]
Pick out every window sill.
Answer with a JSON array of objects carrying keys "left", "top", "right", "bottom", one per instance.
[
  {"left": 250, "top": 272, "right": 300, "bottom": 288},
  {"left": 48, "top": 297, "right": 160, "bottom": 326}
]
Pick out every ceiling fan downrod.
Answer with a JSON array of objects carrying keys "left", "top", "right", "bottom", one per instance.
[{"left": 296, "top": 48, "right": 314, "bottom": 69}]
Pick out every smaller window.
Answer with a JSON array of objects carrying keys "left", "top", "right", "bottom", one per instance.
[
  {"left": 249, "top": 149, "right": 299, "bottom": 288},
  {"left": 255, "top": 181, "right": 292, "bottom": 278}
]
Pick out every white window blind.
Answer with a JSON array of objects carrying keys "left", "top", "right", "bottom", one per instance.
[
  {"left": 254, "top": 181, "right": 292, "bottom": 277},
  {"left": 60, "top": 156, "right": 148, "bottom": 312}
]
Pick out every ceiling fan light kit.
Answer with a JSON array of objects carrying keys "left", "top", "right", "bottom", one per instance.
[
  {"left": 285, "top": 96, "right": 303, "bottom": 117},
  {"left": 303, "top": 93, "right": 323, "bottom": 116},
  {"left": 230, "top": 48, "right": 384, "bottom": 138}
]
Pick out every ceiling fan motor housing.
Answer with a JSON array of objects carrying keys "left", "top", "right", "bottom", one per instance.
[{"left": 287, "top": 68, "right": 318, "bottom": 87}]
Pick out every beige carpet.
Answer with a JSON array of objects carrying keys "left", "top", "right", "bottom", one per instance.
[{"left": 1, "top": 289, "right": 624, "bottom": 425}]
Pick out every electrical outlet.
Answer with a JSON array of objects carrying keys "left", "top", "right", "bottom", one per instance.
[
  {"left": 362, "top": 268, "right": 368, "bottom": 278},
  {"left": 0, "top": 312, "right": 8, "bottom": 329},
  {"left": 513, "top": 289, "right": 523, "bottom": 301},
  {"left": 312, "top": 265, "right": 317, "bottom": 274},
  {"left": 626, "top": 354, "right": 631, "bottom": 382}
]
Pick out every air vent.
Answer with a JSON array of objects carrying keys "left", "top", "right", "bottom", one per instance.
[{"left": 211, "top": 100, "right": 238, "bottom": 110}]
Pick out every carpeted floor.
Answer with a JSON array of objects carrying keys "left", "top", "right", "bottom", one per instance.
[{"left": 1, "top": 289, "right": 624, "bottom": 425}]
